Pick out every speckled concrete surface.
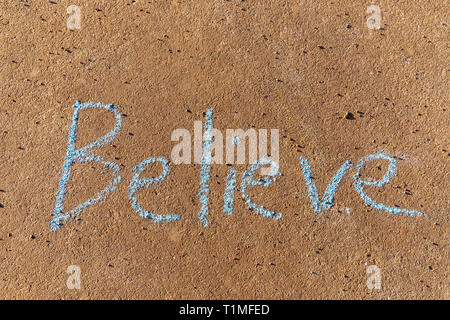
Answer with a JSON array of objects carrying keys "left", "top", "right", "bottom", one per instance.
[{"left": 0, "top": 0, "right": 448, "bottom": 299}]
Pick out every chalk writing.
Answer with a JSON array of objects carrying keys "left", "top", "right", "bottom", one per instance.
[
  {"left": 353, "top": 153, "right": 424, "bottom": 217},
  {"left": 51, "top": 101, "right": 122, "bottom": 231},
  {"left": 240, "top": 158, "right": 282, "bottom": 220},
  {"left": 300, "top": 158, "right": 353, "bottom": 213},
  {"left": 128, "top": 157, "right": 180, "bottom": 223},
  {"left": 198, "top": 108, "right": 214, "bottom": 227},
  {"left": 224, "top": 168, "right": 237, "bottom": 215},
  {"left": 51, "top": 101, "right": 424, "bottom": 231}
]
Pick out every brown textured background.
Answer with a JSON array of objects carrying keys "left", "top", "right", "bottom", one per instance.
[{"left": 0, "top": 0, "right": 448, "bottom": 299}]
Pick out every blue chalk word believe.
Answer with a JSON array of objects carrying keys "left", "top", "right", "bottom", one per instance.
[{"left": 51, "top": 101, "right": 424, "bottom": 231}]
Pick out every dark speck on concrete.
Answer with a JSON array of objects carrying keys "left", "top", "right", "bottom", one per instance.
[{"left": 345, "top": 112, "right": 356, "bottom": 120}]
